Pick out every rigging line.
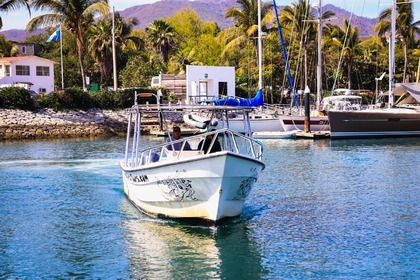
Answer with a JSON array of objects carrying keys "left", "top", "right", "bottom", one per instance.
[
  {"left": 280, "top": 1, "right": 297, "bottom": 96},
  {"left": 292, "top": 0, "right": 311, "bottom": 102},
  {"left": 332, "top": 0, "right": 357, "bottom": 91},
  {"left": 272, "top": 0, "right": 298, "bottom": 107}
]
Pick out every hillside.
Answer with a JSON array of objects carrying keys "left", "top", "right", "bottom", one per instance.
[{"left": 0, "top": 0, "right": 377, "bottom": 42}]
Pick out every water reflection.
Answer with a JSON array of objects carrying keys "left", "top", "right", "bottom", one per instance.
[{"left": 120, "top": 199, "right": 267, "bottom": 279}]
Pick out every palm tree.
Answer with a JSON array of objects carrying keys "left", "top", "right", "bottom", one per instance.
[
  {"left": 88, "top": 13, "right": 141, "bottom": 85},
  {"left": 280, "top": 0, "right": 334, "bottom": 89},
  {"left": 374, "top": 0, "right": 420, "bottom": 82},
  {"left": 27, "top": 0, "right": 109, "bottom": 90},
  {"left": 146, "top": 19, "right": 175, "bottom": 63},
  {"left": 0, "top": 0, "right": 30, "bottom": 30},
  {"left": 0, "top": 35, "right": 18, "bottom": 56},
  {"left": 324, "top": 19, "right": 362, "bottom": 89},
  {"left": 221, "top": 0, "right": 273, "bottom": 55},
  {"left": 217, "top": 0, "right": 273, "bottom": 93}
]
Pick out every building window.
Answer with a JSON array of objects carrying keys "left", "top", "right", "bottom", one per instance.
[
  {"left": 21, "top": 46, "right": 26, "bottom": 54},
  {"left": 218, "top": 82, "right": 228, "bottom": 96},
  {"left": 16, "top": 65, "right": 30, "bottom": 76},
  {"left": 5, "top": 65, "right": 10, "bottom": 76},
  {"left": 36, "top": 66, "right": 50, "bottom": 76}
]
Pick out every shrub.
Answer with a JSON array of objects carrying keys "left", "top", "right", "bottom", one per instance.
[
  {"left": 40, "top": 87, "right": 96, "bottom": 110},
  {"left": 90, "top": 89, "right": 116, "bottom": 109},
  {"left": 94, "top": 88, "right": 158, "bottom": 109},
  {"left": 0, "top": 87, "right": 33, "bottom": 110}
]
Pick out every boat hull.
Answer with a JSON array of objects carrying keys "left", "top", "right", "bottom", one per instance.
[
  {"left": 279, "top": 115, "right": 329, "bottom": 132},
  {"left": 252, "top": 130, "right": 298, "bottom": 139},
  {"left": 227, "top": 117, "right": 284, "bottom": 133},
  {"left": 121, "top": 151, "right": 265, "bottom": 225},
  {"left": 328, "top": 109, "right": 420, "bottom": 138}
]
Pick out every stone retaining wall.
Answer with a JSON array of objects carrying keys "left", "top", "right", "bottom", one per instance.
[
  {"left": 0, "top": 108, "right": 188, "bottom": 140},
  {"left": 0, "top": 108, "right": 131, "bottom": 140}
]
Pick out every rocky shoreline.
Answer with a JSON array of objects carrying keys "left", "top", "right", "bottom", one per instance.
[
  {"left": 0, "top": 108, "right": 133, "bottom": 140},
  {"left": 0, "top": 108, "right": 192, "bottom": 140}
]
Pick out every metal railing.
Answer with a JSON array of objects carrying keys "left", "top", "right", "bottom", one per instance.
[{"left": 124, "top": 128, "right": 263, "bottom": 168}]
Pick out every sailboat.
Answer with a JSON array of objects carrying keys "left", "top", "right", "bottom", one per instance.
[
  {"left": 327, "top": 0, "right": 420, "bottom": 138},
  {"left": 276, "top": 0, "right": 330, "bottom": 133},
  {"left": 207, "top": 0, "right": 286, "bottom": 134},
  {"left": 211, "top": 88, "right": 285, "bottom": 133}
]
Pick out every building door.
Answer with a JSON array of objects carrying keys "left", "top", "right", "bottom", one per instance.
[{"left": 199, "top": 81, "right": 207, "bottom": 102}]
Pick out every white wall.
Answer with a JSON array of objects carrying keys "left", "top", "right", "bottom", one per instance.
[
  {"left": 186, "top": 65, "right": 235, "bottom": 104},
  {"left": 0, "top": 56, "right": 55, "bottom": 93}
]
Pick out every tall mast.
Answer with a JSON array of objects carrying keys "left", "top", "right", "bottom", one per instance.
[
  {"left": 112, "top": 6, "right": 118, "bottom": 91},
  {"left": 258, "top": 0, "right": 263, "bottom": 89},
  {"left": 316, "top": 0, "right": 322, "bottom": 111},
  {"left": 389, "top": 0, "right": 396, "bottom": 108}
]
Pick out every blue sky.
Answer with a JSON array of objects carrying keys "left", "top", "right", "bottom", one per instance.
[{"left": 1, "top": 0, "right": 419, "bottom": 31}]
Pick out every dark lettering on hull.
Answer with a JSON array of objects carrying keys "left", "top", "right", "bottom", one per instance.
[{"left": 125, "top": 173, "right": 149, "bottom": 183}]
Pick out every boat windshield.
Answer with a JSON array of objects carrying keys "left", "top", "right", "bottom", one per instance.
[{"left": 321, "top": 96, "right": 362, "bottom": 112}]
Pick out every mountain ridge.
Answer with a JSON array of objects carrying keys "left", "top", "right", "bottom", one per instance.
[{"left": 0, "top": 0, "right": 377, "bottom": 42}]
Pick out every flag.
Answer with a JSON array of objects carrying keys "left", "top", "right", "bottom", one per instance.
[{"left": 46, "top": 28, "right": 60, "bottom": 42}]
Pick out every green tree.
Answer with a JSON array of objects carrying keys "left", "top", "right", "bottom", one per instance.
[
  {"left": 374, "top": 0, "right": 420, "bottom": 82},
  {"left": 87, "top": 13, "right": 141, "bottom": 86},
  {"left": 146, "top": 19, "right": 175, "bottom": 63},
  {"left": 166, "top": 8, "right": 222, "bottom": 71},
  {"left": 119, "top": 53, "right": 166, "bottom": 88},
  {"left": 221, "top": 0, "right": 273, "bottom": 55},
  {"left": 27, "top": 0, "right": 109, "bottom": 90},
  {"left": 325, "top": 19, "right": 362, "bottom": 89},
  {"left": 0, "top": 0, "right": 30, "bottom": 30},
  {"left": 217, "top": 0, "right": 273, "bottom": 94},
  {"left": 0, "top": 35, "right": 18, "bottom": 56}
]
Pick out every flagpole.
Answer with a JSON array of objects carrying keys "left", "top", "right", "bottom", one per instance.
[
  {"left": 60, "top": 24, "right": 64, "bottom": 89},
  {"left": 112, "top": 6, "right": 117, "bottom": 90}
]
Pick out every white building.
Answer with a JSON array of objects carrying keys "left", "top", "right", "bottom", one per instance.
[
  {"left": 0, "top": 55, "right": 55, "bottom": 94},
  {"left": 186, "top": 65, "right": 235, "bottom": 104},
  {"left": 151, "top": 65, "right": 235, "bottom": 104}
]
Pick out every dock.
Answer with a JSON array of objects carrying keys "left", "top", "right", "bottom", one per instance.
[{"left": 295, "top": 131, "right": 330, "bottom": 139}]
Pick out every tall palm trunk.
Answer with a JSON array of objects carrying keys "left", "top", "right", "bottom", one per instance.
[
  {"left": 76, "top": 24, "right": 86, "bottom": 90},
  {"left": 403, "top": 42, "right": 408, "bottom": 82},
  {"left": 347, "top": 62, "right": 352, "bottom": 89}
]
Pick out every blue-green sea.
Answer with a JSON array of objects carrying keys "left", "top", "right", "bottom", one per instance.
[{"left": 0, "top": 136, "right": 419, "bottom": 279}]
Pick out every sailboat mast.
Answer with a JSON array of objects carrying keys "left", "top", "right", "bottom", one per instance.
[
  {"left": 389, "top": 0, "right": 396, "bottom": 108},
  {"left": 112, "top": 6, "right": 118, "bottom": 91},
  {"left": 316, "top": 0, "right": 322, "bottom": 111},
  {"left": 258, "top": 0, "right": 263, "bottom": 90}
]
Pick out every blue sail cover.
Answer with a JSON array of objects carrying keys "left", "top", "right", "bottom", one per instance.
[{"left": 214, "top": 88, "right": 264, "bottom": 107}]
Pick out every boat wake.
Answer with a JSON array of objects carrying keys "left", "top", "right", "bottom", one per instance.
[{"left": 0, "top": 158, "right": 119, "bottom": 173}]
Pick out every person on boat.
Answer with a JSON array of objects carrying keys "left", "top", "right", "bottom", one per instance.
[
  {"left": 198, "top": 130, "right": 222, "bottom": 154},
  {"left": 166, "top": 126, "right": 191, "bottom": 150}
]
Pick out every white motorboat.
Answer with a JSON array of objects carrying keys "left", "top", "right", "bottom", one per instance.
[
  {"left": 252, "top": 130, "right": 298, "bottom": 139},
  {"left": 120, "top": 104, "right": 265, "bottom": 226}
]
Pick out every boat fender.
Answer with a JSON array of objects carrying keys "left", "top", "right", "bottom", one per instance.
[
  {"left": 183, "top": 114, "right": 207, "bottom": 129},
  {"left": 209, "top": 119, "right": 218, "bottom": 127}
]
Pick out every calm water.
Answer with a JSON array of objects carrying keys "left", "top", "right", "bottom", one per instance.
[{"left": 0, "top": 136, "right": 419, "bottom": 279}]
